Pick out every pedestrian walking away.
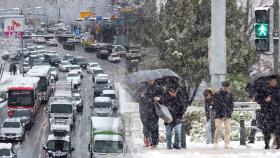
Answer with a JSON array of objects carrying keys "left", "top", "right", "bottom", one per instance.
[{"left": 213, "top": 81, "right": 234, "bottom": 149}]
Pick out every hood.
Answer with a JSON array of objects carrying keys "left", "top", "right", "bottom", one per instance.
[
  {"left": 1, "top": 127, "right": 22, "bottom": 134},
  {"left": 47, "top": 150, "right": 69, "bottom": 158},
  {"left": 94, "top": 108, "right": 112, "bottom": 116}
]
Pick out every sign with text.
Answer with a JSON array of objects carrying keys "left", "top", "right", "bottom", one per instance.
[{"left": 4, "top": 18, "right": 24, "bottom": 38}]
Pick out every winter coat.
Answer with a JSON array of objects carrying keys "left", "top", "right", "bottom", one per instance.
[
  {"left": 205, "top": 98, "right": 215, "bottom": 121},
  {"left": 213, "top": 90, "right": 234, "bottom": 119},
  {"left": 163, "top": 88, "right": 187, "bottom": 126},
  {"left": 136, "top": 83, "right": 162, "bottom": 123},
  {"left": 255, "top": 85, "right": 279, "bottom": 130}
]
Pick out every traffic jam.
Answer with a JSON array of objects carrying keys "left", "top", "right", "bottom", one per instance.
[{"left": 0, "top": 26, "right": 127, "bottom": 158}]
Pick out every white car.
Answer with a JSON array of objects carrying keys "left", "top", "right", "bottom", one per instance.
[
  {"left": 35, "top": 45, "right": 45, "bottom": 50},
  {"left": 113, "top": 45, "right": 126, "bottom": 56},
  {"left": 87, "top": 62, "right": 101, "bottom": 73},
  {"left": 46, "top": 39, "right": 58, "bottom": 46},
  {"left": 108, "top": 53, "right": 121, "bottom": 63},
  {"left": 0, "top": 143, "right": 16, "bottom": 158},
  {"left": 72, "top": 93, "right": 83, "bottom": 112},
  {"left": 59, "top": 60, "right": 72, "bottom": 72},
  {"left": 34, "top": 37, "right": 46, "bottom": 44},
  {"left": 50, "top": 67, "right": 58, "bottom": 80},
  {"left": 67, "top": 70, "right": 81, "bottom": 85},
  {"left": 0, "top": 118, "right": 25, "bottom": 141},
  {"left": 102, "top": 90, "right": 118, "bottom": 110},
  {"left": 68, "top": 65, "right": 83, "bottom": 78}
]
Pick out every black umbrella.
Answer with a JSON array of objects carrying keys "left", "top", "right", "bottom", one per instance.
[
  {"left": 127, "top": 70, "right": 162, "bottom": 84},
  {"left": 154, "top": 69, "right": 180, "bottom": 79},
  {"left": 248, "top": 71, "right": 279, "bottom": 94}
]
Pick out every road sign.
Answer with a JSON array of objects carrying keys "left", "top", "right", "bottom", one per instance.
[
  {"left": 96, "top": 16, "right": 103, "bottom": 22},
  {"left": 75, "top": 28, "right": 80, "bottom": 36}
]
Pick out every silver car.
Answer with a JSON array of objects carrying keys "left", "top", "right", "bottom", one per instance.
[{"left": 0, "top": 118, "right": 25, "bottom": 141}]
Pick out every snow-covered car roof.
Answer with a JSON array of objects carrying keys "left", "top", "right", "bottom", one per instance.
[
  {"left": 26, "top": 65, "right": 51, "bottom": 77},
  {"left": 94, "top": 134, "right": 123, "bottom": 142},
  {"left": 68, "top": 70, "right": 79, "bottom": 75},
  {"left": 4, "top": 117, "right": 21, "bottom": 123},
  {"left": 89, "top": 62, "right": 100, "bottom": 66},
  {"left": 96, "top": 73, "right": 109, "bottom": 78},
  {"left": 49, "top": 98, "right": 72, "bottom": 105},
  {"left": 94, "top": 97, "right": 111, "bottom": 103},
  {"left": 48, "top": 134, "right": 70, "bottom": 142},
  {"left": 102, "top": 90, "right": 116, "bottom": 95},
  {"left": 92, "top": 67, "right": 103, "bottom": 71},
  {"left": 91, "top": 116, "right": 124, "bottom": 134},
  {"left": 73, "top": 93, "right": 81, "bottom": 97},
  {"left": 69, "top": 65, "right": 81, "bottom": 68},
  {"left": 0, "top": 143, "right": 12, "bottom": 149}
]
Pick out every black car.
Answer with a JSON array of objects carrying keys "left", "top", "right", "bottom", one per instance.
[
  {"left": 63, "top": 41, "right": 75, "bottom": 50},
  {"left": 96, "top": 50, "right": 111, "bottom": 60},
  {"left": 84, "top": 44, "right": 101, "bottom": 52},
  {"left": 64, "top": 54, "right": 75, "bottom": 63},
  {"left": 12, "top": 110, "right": 34, "bottom": 130},
  {"left": 73, "top": 56, "right": 88, "bottom": 69},
  {"left": 49, "top": 54, "right": 61, "bottom": 66}
]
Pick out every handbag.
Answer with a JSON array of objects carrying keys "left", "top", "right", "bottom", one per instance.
[{"left": 154, "top": 102, "right": 173, "bottom": 124}]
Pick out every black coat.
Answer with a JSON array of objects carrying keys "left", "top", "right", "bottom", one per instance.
[
  {"left": 213, "top": 90, "right": 234, "bottom": 119},
  {"left": 163, "top": 89, "right": 187, "bottom": 126},
  {"left": 136, "top": 83, "right": 162, "bottom": 122}
]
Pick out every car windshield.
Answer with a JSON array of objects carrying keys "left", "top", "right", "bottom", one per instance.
[
  {"left": 95, "top": 141, "right": 123, "bottom": 153},
  {"left": 47, "top": 140, "right": 70, "bottom": 152},
  {"left": 61, "top": 61, "right": 70, "bottom": 65},
  {"left": 96, "top": 80, "right": 108, "bottom": 84},
  {"left": 70, "top": 66, "right": 80, "bottom": 70},
  {"left": 65, "top": 55, "right": 74, "bottom": 60},
  {"left": 94, "top": 70, "right": 103, "bottom": 75},
  {"left": 73, "top": 96, "right": 80, "bottom": 101},
  {"left": 50, "top": 55, "right": 59, "bottom": 59},
  {"left": 103, "top": 94, "right": 116, "bottom": 99},
  {"left": 23, "top": 63, "right": 29, "bottom": 67},
  {"left": 115, "top": 46, "right": 125, "bottom": 51},
  {"left": 50, "top": 67, "right": 56, "bottom": 71},
  {"left": 8, "top": 90, "right": 33, "bottom": 106},
  {"left": 90, "top": 64, "right": 99, "bottom": 67},
  {"left": 3, "top": 121, "right": 21, "bottom": 128},
  {"left": 68, "top": 73, "right": 78, "bottom": 77},
  {"left": 13, "top": 110, "right": 30, "bottom": 117},
  {"left": 0, "top": 149, "right": 11, "bottom": 156},
  {"left": 94, "top": 102, "right": 111, "bottom": 108},
  {"left": 112, "top": 54, "right": 119, "bottom": 57},
  {"left": 50, "top": 104, "right": 72, "bottom": 113},
  {"left": 76, "top": 58, "right": 86, "bottom": 62}
]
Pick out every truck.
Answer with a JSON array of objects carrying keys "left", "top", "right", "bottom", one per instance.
[
  {"left": 48, "top": 98, "right": 75, "bottom": 128},
  {"left": 125, "top": 45, "right": 142, "bottom": 73},
  {"left": 93, "top": 75, "right": 112, "bottom": 97},
  {"left": 43, "top": 122, "right": 74, "bottom": 158},
  {"left": 88, "top": 116, "right": 126, "bottom": 158}
]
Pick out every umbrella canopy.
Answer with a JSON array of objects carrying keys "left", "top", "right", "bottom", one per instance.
[
  {"left": 127, "top": 70, "right": 162, "bottom": 84},
  {"left": 249, "top": 71, "right": 279, "bottom": 85},
  {"left": 154, "top": 69, "right": 180, "bottom": 79}
]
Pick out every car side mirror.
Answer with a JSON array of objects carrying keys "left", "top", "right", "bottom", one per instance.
[
  {"left": 43, "top": 145, "right": 47, "bottom": 150},
  {"left": 13, "top": 154, "right": 17, "bottom": 158},
  {"left": 71, "top": 147, "right": 75, "bottom": 152}
]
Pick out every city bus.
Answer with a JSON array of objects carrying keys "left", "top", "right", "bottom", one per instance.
[
  {"left": 7, "top": 77, "right": 40, "bottom": 117},
  {"left": 26, "top": 65, "right": 52, "bottom": 102}
]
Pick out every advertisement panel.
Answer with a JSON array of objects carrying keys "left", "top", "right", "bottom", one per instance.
[
  {"left": 80, "top": 11, "right": 95, "bottom": 19},
  {"left": 3, "top": 17, "right": 24, "bottom": 38}
]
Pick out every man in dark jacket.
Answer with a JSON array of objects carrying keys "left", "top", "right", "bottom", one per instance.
[
  {"left": 213, "top": 81, "right": 234, "bottom": 149},
  {"left": 255, "top": 76, "right": 279, "bottom": 149},
  {"left": 156, "top": 85, "right": 187, "bottom": 149},
  {"left": 137, "top": 80, "right": 162, "bottom": 148}
]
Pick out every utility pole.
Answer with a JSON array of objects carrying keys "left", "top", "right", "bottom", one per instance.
[
  {"left": 209, "top": 0, "right": 227, "bottom": 90},
  {"left": 274, "top": 0, "right": 279, "bottom": 73}
]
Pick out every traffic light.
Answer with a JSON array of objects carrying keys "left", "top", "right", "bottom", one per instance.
[{"left": 254, "top": 7, "right": 270, "bottom": 52}]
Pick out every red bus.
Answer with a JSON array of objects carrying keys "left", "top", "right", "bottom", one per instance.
[{"left": 7, "top": 77, "right": 40, "bottom": 117}]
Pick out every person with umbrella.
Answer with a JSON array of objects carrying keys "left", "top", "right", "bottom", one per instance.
[
  {"left": 136, "top": 79, "right": 162, "bottom": 149},
  {"left": 255, "top": 75, "right": 279, "bottom": 149}
]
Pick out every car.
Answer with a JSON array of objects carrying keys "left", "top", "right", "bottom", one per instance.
[
  {"left": 72, "top": 56, "right": 88, "bottom": 69},
  {"left": 31, "top": 58, "right": 43, "bottom": 66},
  {"left": 21, "top": 62, "right": 31, "bottom": 73},
  {"left": 108, "top": 53, "right": 121, "bottom": 63},
  {"left": 26, "top": 46, "right": 37, "bottom": 51},
  {"left": 92, "top": 97, "right": 113, "bottom": 117},
  {"left": 96, "top": 50, "right": 111, "bottom": 60},
  {"left": 50, "top": 67, "right": 58, "bottom": 80},
  {"left": 68, "top": 65, "right": 83, "bottom": 77},
  {"left": 46, "top": 39, "right": 58, "bottom": 46},
  {"left": 87, "top": 62, "right": 100, "bottom": 73},
  {"left": 0, "top": 118, "right": 25, "bottom": 141},
  {"left": 102, "top": 90, "right": 118, "bottom": 110},
  {"left": 72, "top": 93, "right": 83, "bottom": 112},
  {"left": 11, "top": 110, "right": 34, "bottom": 130},
  {"left": 64, "top": 54, "right": 75, "bottom": 63},
  {"left": 28, "top": 50, "right": 39, "bottom": 57},
  {"left": 35, "top": 45, "right": 45, "bottom": 50},
  {"left": 93, "top": 75, "right": 112, "bottom": 96},
  {"left": 113, "top": 45, "right": 127, "bottom": 57},
  {"left": 84, "top": 43, "right": 101, "bottom": 52},
  {"left": 67, "top": 70, "right": 81, "bottom": 85},
  {"left": 59, "top": 60, "right": 72, "bottom": 72},
  {"left": 91, "top": 67, "right": 103, "bottom": 81},
  {"left": 63, "top": 41, "right": 75, "bottom": 50},
  {"left": 0, "top": 143, "right": 17, "bottom": 158},
  {"left": 36, "top": 53, "right": 45, "bottom": 61},
  {"left": 34, "top": 37, "right": 46, "bottom": 44},
  {"left": 48, "top": 54, "right": 61, "bottom": 66},
  {"left": 8, "top": 54, "right": 20, "bottom": 61}
]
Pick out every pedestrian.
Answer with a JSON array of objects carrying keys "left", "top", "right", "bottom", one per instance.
[
  {"left": 136, "top": 80, "right": 162, "bottom": 149},
  {"left": 255, "top": 76, "right": 279, "bottom": 149},
  {"left": 155, "top": 85, "right": 187, "bottom": 150},
  {"left": 213, "top": 81, "right": 234, "bottom": 149},
  {"left": 203, "top": 88, "right": 215, "bottom": 144},
  {"left": 12, "top": 64, "right": 17, "bottom": 75},
  {"left": 9, "top": 64, "right": 13, "bottom": 75}
]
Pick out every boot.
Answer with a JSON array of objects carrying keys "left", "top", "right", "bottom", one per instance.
[{"left": 265, "top": 144, "right": 270, "bottom": 149}]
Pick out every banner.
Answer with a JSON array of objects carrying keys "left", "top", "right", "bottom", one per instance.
[{"left": 3, "top": 18, "right": 24, "bottom": 38}]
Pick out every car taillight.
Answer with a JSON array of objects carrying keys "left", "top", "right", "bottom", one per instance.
[{"left": 8, "top": 110, "right": 14, "bottom": 117}]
